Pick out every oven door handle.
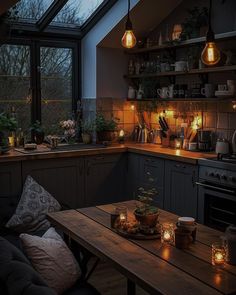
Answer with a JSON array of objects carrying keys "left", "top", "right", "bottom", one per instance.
[{"left": 195, "top": 182, "right": 235, "bottom": 194}]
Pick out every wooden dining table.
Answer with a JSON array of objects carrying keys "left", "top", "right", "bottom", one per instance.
[{"left": 47, "top": 200, "right": 236, "bottom": 295}]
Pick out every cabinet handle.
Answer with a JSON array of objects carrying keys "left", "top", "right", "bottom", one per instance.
[
  {"left": 175, "top": 164, "right": 186, "bottom": 169},
  {"left": 94, "top": 156, "right": 104, "bottom": 161}
]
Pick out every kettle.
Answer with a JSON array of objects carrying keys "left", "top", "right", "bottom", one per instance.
[
  {"left": 232, "top": 130, "right": 236, "bottom": 154},
  {"left": 215, "top": 138, "right": 229, "bottom": 155}
]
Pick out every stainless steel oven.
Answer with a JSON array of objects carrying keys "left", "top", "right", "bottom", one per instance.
[{"left": 197, "top": 162, "right": 236, "bottom": 231}]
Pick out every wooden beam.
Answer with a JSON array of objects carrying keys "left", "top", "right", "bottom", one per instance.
[
  {"left": 36, "top": 0, "right": 69, "bottom": 32},
  {"left": 0, "top": 0, "right": 19, "bottom": 16}
]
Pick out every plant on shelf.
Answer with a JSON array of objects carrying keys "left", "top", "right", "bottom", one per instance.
[
  {"left": 81, "top": 119, "right": 95, "bottom": 144},
  {"left": 134, "top": 173, "right": 159, "bottom": 228},
  {"left": 0, "top": 112, "right": 17, "bottom": 152},
  {"left": 95, "top": 113, "right": 119, "bottom": 143},
  {"left": 180, "top": 6, "right": 208, "bottom": 40},
  {"left": 30, "top": 120, "right": 45, "bottom": 145}
]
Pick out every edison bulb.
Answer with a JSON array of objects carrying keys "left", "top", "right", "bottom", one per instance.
[
  {"left": 201, "top": 42, "right": 221, "bottom": 66},
  {"left": 121, "top": 30, "right": 136, "bottom": 49}
]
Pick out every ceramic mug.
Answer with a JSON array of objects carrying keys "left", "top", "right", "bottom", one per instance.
[
  {"left": 173, "top": 61, "right": 187, "bottom": 72},
  {"left": 201, "top": 84, "right": 215, "bottom": 98},
  {"left": 157, "top": 87, "right": 169, "bottom": 99},
  {"left": 218, "top": 84, "right": 228, "bottom": 91},
  {"left": 227, "top": 80, "right": 236, "bottom": 94},
  {"left": 168, "top": 85, "right": 174, "bottom": 98}
]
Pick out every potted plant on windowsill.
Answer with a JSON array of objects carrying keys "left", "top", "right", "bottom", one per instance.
[
  {"left": 0, "top": 112, "right": 17, "bottom": 153},
  {"left": 81, "top": 119, "right": 95, "bottom": 144},
  {"left": 30, "top": 120, "right": 45, "bottom": 145},
  {"left": 95, "top": 113, "right": 119, "bottom": 143},
  {"left": 134, "top": 174, "right": 159, "bottom": 228}
]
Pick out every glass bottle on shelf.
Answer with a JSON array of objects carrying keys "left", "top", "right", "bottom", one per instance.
[{"left": 128, "top": 59, "right": 135, "bottom": 75}]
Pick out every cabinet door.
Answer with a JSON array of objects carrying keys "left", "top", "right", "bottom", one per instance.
[
  {"left": 139, "top": 155, "right": 165, "bottom": 208},
  {"left": 85, "top": 154, "right": 125, "bottom": 206},
  {"left": 164, "top": 160, "right": 198, "bottom": 218},
  {"left": 0, "top": 162, "right": 22, "bottom": 197},
  {"left": 126, "top": 153, "right": 140, "bottom": 200},
  {"left": 22, "top": 158, "right": 84, "bottom": 209}
]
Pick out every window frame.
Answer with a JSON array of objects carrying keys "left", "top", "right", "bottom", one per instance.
[{"left": 2, "top": 38, "right": 80, "bottom": 126}]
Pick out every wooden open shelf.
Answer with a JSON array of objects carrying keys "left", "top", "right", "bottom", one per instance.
[
  {"left": 126, "top": 97, "right": 235, "bottom": 102},
  {"left": 124, "top": 65, "right": 236, "bottom": 79},
  {"left": 125, "top": 31, "right": 236, "bottom": 54}
]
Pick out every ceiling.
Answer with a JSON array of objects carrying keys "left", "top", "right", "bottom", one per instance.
[
  {"left": 0, "top": 0, "right": 19, "bottom": 16},
  {"left": 99, "top": 0, "right": 183, "bottom": 48}
]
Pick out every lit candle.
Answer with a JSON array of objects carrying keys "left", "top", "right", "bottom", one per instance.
[
  {"left": 212, "top": 243, "right": 226, "bottom": 266},
  {"left": 120, "top": 213, "right": 126, "bottom": 222},
  {"left": 161, "top": 223, "right": 175, "bottom": 244},
  {"left": 118, "top": 129, "right": 125, "bottom": 143},
  {"left": 164, "top": 231, "right": 171, "bottom": 241},
  {"left": 175, "top": 138, "right": 181, "bottom": 149},
  {"left": 8, "top": 136, "right": 15, "bottom": 147}
]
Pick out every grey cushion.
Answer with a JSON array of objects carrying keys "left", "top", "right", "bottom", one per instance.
[
  {"left": 0, "top": 237, "right": 56, "bottom": 295},
  {"left": 6, "top": 175, "right": 61, "bottom": 233}
]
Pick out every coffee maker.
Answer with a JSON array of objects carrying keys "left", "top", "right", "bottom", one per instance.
[{"left": 197, "top": 130, "right": 213, "bottom": 151}]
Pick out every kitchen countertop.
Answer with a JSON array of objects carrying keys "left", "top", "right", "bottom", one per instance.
[{"left": 0, "top": 143, "right": 216, "bottom": 164}]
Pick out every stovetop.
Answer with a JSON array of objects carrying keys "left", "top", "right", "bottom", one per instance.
[{"left": 199, "top": 154, "right": 236, "bottom": 172}]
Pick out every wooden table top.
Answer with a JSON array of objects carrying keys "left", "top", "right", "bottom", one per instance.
[{"left": 47, "top": 201, "right": 236, "bottom": 295}]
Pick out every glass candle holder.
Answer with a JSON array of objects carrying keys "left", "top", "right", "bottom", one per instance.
[
  {"left": 175, "top": 138, "right": 181, "bottom": 149},
  {"left": 161, "top": 223, "right": 175, "bottom": 244},
  {"left": 212, "top": 243, "right": 226, "bottom": 266},
  {"left": 115, "top": 206, "right": 127, "bottom": 224}
]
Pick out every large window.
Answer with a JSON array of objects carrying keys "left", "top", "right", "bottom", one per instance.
[
  {"left": 0, "top": 42, "right": 77, "bottom": 135},
  {"left": 0, "top": 44, "right": 31, "bottom": 131},
  {"left": 40, "top": 47, "right": 73, "bottom": 134}
]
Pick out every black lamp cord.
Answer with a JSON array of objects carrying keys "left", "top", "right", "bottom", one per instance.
[
  {"left": 125, "top": 0, "right": 133, "bottom": 30},
  {"left": 207, "top": 0, "right": 215, "bottom": 41}
]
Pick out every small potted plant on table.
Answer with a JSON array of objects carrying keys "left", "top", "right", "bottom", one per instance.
[
  {"left": 134, "top": 175, "right": 159, "bottom": 228},
  {"left": 0, "top": 112, "right": 17, "bottom": 153},
  {"left": 95, "top": 113, "right": 119, "bottom": 143}
]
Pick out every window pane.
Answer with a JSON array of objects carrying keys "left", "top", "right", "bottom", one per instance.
[
  {"left": 52, "top": 0, "right": 105, "bottom": 26},
  {"left": 40, "top": 47, "right": 73, "bottom": 135},
  {"left": 12, "top": 0, "right": 54, "bottom": 23},
  {"left": 0, "top": 44, "right": 31, "bottom": 132}
]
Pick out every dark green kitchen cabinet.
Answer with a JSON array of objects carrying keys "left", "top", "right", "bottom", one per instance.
[
  {"left": 126, "top": 153, "right": 140, "bottom": 200},
  {"left": 139, "top": 155, "right": 165, "bottom": 208},
  {"left": 84, "top": 153, "right": 126, "bottom": 206},
  {"left": 22, "top": 158, "right": 84, "bottom": 209},
  {"left": 164, "top": 160, "right": 198, "bottom": 218},
  {"left": 0, "top": 162, "right": 22, "bottom": 197}
]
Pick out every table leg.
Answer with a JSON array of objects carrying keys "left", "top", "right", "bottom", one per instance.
[{"left": 127, "top": 279, "right": 136, "bottom": 295}]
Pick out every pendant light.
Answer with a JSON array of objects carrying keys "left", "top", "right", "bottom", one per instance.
[
  {"left": 201, "top": 0, "right": 220, "bottom": 65},
  {"left": 121, "top": 0, "right": 136, "bottom": 49}
]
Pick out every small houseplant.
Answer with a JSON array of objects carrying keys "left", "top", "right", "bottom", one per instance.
[
  {"left": 81, "top": 119, "right": 95, "bottom": 144},
  {"left": 0, "top": 112, "right": 17, "bottom": 152},
  {"left": 30, "top": 120, "right": 45, "bottom": 144},
  {"left": 134, "top": 175, "right": 159, "bottom": 227},
  {"left": 60, "top": 119, "right": 77, "bottom": 144},
  {"left": 180, "top": 6, "right": 208, "bottom": 40},
  {"left": 95, "top": 113, "right": 119, "bottom": 143}
]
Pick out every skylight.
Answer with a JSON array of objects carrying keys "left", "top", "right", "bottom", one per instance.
[
  {"left": 13, "top": 0, "right": 54, "bottom": 23},
  {"left": 51, "top": 0, "right": 105, "bottom": 27}
]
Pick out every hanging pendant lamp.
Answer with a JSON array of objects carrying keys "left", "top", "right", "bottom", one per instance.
[
  {"left": 201, "top": 0, "right": 220, "bottom": 65},
  {"left": 121, "top": 0, "right": 136, "bottom": 49}
]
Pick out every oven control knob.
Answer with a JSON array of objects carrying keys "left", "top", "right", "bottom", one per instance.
[
  {"left": 209, "top": 172, "right": 215, "bottom": 177},
  {"left": 220, "top": 174, "right": 227, "bottom": 181}
]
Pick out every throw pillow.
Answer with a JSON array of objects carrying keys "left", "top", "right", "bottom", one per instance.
[
  {"left": 20, "top": 227, "right": 81, "bottom": 295},
  {"left": 6, "top": 175, "right": 61, "bottom": 233}
]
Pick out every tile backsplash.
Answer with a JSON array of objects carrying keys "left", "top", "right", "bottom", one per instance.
[{"left": 82, "top": 97, "right": 236, "bottom": 144}]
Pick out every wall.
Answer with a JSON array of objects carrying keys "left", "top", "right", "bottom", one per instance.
[{"left": 81, "top": 0, "right": 139, "bottom": 99}]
